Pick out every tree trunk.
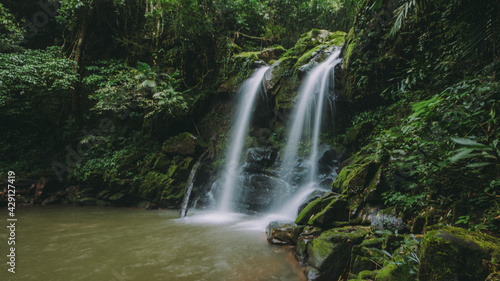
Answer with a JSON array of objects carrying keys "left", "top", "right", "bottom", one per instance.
[{"left": 71, "top": 3, "right": 94, "bottom": 120}]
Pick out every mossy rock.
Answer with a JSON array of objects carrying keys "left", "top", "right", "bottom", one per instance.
[
  {"left": 295, "top": 193, "right": 337, "bottom": 225},
  {"left": 257, "top": 45, "right": 287, "bottom": 63},
  {"left": 162, "top": 132, "right": 202, "bottom": 156},
  {"left": 351, "top": 237, "right": 385, "bottom": 274},
  {"left": 294, "top": 45, "right": 326, "bottom": 71},
  {"left": 342, "top": 27, "right": 357, "bottom": 69},
  {"left": 358, "top": 270, "right": 378, "bottom": 279},
  {"left": 266, "top": 56, "right": 300, "bottom": 110},
  {"left": 218, "top": 53, "right": 260, "bottom": 93},
  {"left": 333, "top": 162, "right": 379, "bottom": 195},
  {"left": 419, "top": 225, "right": 500, "bottom": 281},
  {"left": 374, "top": 263, "right": 413, "bottom": 281},
  {"left": 266, "top": 221, "right": 304, "bottom": 245},
  {"left": 306, "top": 227, "right": 371, "bottom": 280},
  {"left": 282, "top": 29, "right": 342, "bottom": 59},
  {"left": 328, "top": 30, "right": 347, "bottom": 45},
  {"left": 307, "top": 197, "right": 349, "bottom": 227},
  {"left": 139, "top": 171, "right": 173, "bottom": 200},
  {"left": 159, "top": 183, "right": 185, "bottom": 206},
  {"left": 233, "top": 51, "right": 260, "bottom": 60},
  {"left": 264, "top": 29, "right": 345, "bottom": 112},
  {"left": 296, "top": 235, "right": 313, "bottom": 263},
  {"left": 333, "top": 164, "right": 364, "bottom": 194},
  {"left": 135, "top": 155, "right": 193, "bottom": 206},
  {"left": 352, "top": 256, "right": 377, "bottom": 275},
  {"left": 152, "top": 153, "right": 172, "bottom": 171},
  {"left": 289, "top": 31, "right": 345, "bottom": 75}
]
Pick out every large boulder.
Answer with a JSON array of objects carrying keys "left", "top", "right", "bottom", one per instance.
[
  {"left": 333, "top": 161, "right": 380, "bottom": 195},
  {"left": 257, "top": 46, "right": 287, "bottom": 63},
  {"left": 307, "top": 197, "right": 349, "bottom": 227},
  {"left": 242, "top": 147, "right": 278, "bottom": 174},
  {"left": 266, "top": 221, "right": 304, "bottom": 245},
  {"left": 295, "top": 193, "right": 337, "bottom": 225},
  {"left": 419, "top": 225, "right": 500, "bottom": 281},
  {"left": 304, "top": 227, "right": 371, "bottom": 281},
  {"left": 350, "top": 237, "right": 385, "bottom": 275},
  {"left": 239, "top": 174, "right": 289, "bottom": 213}
]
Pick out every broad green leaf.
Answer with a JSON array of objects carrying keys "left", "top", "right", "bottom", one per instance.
[
  {"left": 466, "top": 162, "right": 494, "bottom": 168},
  {"left": 451, "top": 137, "right": 489, "bottom": 148},
  {"left": 448, "top": 148, "right": 474, "bottom": 162}
]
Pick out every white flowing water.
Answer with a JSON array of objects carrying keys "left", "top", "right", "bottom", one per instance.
[
  {"left": 280, "top": 49, "right": 341, "bottom": 181},
  {"left": 207, "top": 50, "right": 341, "bottom": 226},
  {"left": 275, "top": 49, "right": 342, "bottom": 218},
  {"left": 309, "top": 50, "right": 340, "bottom": 182},
  {"left": 218, "top": 67, "right": 269, "bottom": 212}
]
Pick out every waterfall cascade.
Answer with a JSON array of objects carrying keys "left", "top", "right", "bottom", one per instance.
[
  {"left": 217, "top": 66, "right": 270, "bottom": 213},
  {"left": 185, "top": 48, "right": 341, "bottom": 224},
  {"left": 275, "top": 48, "right": 342, "bottom": 219}
]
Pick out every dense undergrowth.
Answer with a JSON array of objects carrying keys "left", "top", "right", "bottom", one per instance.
[{"left": 337, "top": 0, "right": 499, "bottom": 234}]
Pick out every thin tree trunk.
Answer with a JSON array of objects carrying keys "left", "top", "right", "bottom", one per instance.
[{"left": 71, "top": 3, "right": 94, "bottom": 120}]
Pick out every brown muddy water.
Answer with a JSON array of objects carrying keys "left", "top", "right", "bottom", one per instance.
[{"left": 0, "top": 206, "right": 304, "bottom": 281}]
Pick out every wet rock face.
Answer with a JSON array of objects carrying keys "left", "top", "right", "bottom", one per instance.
[
  {"left": 257, "top": 46, "right": 287, "bottom": 63},
  {"left": 239, "top": 174, "right": 289, "bottom": 213},
  {"left": 242, "top": 148, "right": 278, "bottom": 174},
  {"left": 266, "top": 221, "right": 304, "bottom": 245}
]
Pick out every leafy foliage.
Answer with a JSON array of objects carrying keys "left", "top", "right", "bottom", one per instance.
[
  {"left": 0, "top": 3, "right": 23, "bottom": 52},
  {"left": 371, "top": 231, "right": 422, "bottom": 278},
  {"left": 83, "top": 60, "right": 188, "bottom": 119},
  {"left": 0, "top": 47, "right": 77, "bottom": 118},
  {"left": 0, "top": 47, "right": 78, "bottom": 171}
]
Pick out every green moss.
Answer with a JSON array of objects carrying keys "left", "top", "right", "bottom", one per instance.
[
  {"left": 419, "top": 226, "right": 500, "bottom": 281},
  {"left": 282, "top": 29, "right": 339, "bottom": 59},
  {"left": 352, "top": 256, "right": 377, "bottom": 275},
  {"left": 307, "top": 197, "right": 348, "bottom": 227},
  {"left": 152, "top": 153, "right": 171, "bottom": 171},
  {"left": 257, "top": 45, "right": 287, "bottom": 63},
  {"left": 359, "top": 270, "right": 378, "bottom": 279},
  {"left": 268, "top": 56, "right": 300, "bottom": 110},
  {"left": 296, "top": 196, "right": 324, "bottom": 225},
  {"left": 306, "top": 227, "right": 371, "bottom": 279},
  {"left": 328, "top": 30, "right": 347, "bottom": 46},
  {"left": 332, "top": 163, "right": 370, "bottom": 194},
  {"left": 139, "top": 171, "right": 173, "bottom": 199},
  {"left": 360, "top": 237, "right": 385, "bottom": 248},
  {"left": 233, "top": 51, "right": 260, "bottom": 60},
  {"left": 320, "top": 227, "right": 371, "bottom": 244},
  {"left": 374, "top": 263, "right": 409, "bottom": 281},
  {"left": 343, "top": 27, "right": 357, "bottom": 68},
  {"left": 294, "top": 45, "right": 324, "bottom": 69},
  {"left": 162, "top": 132, "right": 199, "bottom": 156}
]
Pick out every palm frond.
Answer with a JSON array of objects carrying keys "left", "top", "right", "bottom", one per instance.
[{"left": 390, "top": 0, "right": 425, "bottom": 37}]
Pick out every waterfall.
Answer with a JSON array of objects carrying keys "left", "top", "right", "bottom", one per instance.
[
  {"left": 218, "top": 66, "right": 269, "bottom": 212},
  {"left": 192, "top": 48, "right": 340, "bottom": 224},
  {"left": 276, "top": 49, "right": 342, "bottom": 218}
]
